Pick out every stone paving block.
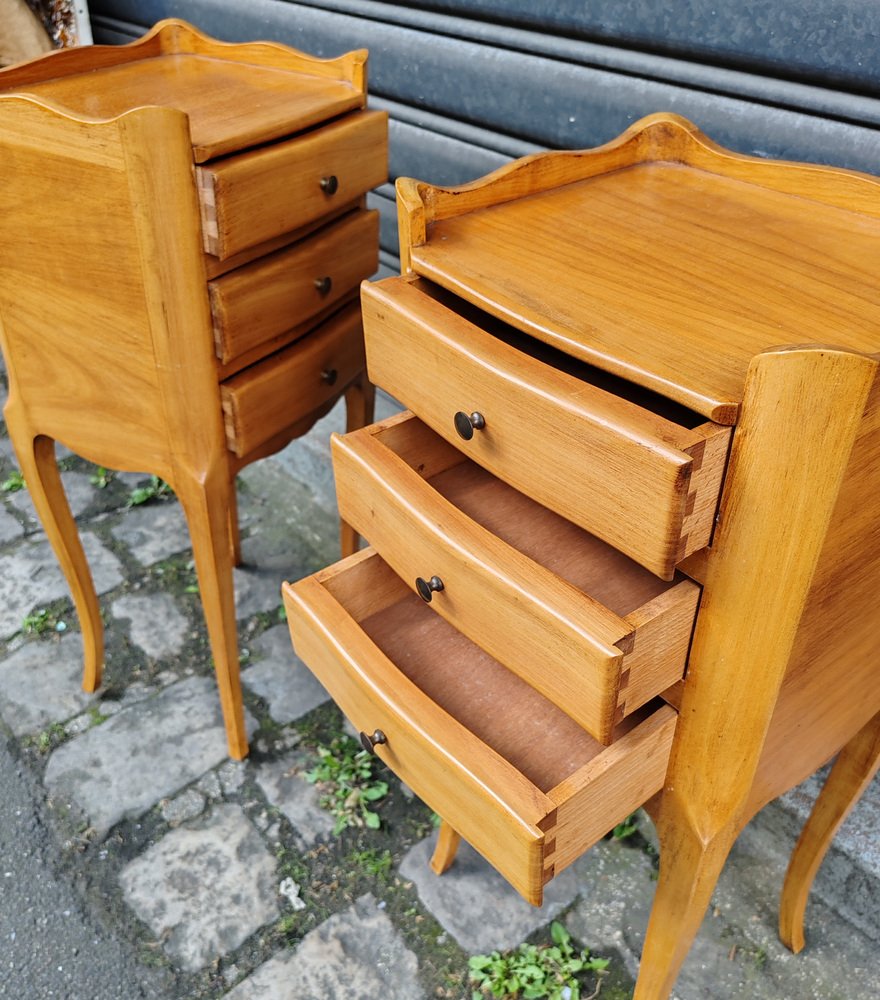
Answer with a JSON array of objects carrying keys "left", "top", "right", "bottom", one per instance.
[
  {"left": 119, "top": 804, "right": 279, "bottom": 972},
  {"left": 44, "top": 676, "right": 255, "bottom": 836},
  {"left": 0, "top": 634, "right": 96, "bottom": 737},
  {"left": 566, "top": 820, "right": 880, "bottom": 1000},
  {"left": 0, "top": 532, "right": 124, "bottom": 638},
  {"left": 8, "top": 471, "right": 98, "bottom": 524},
  {"left": 111, "top": 592, "right": 189, "bottom": 661},
  {"left": 110, "top": 501, "right": 191, "bottom": 565},
  {"left": 226, "top": 893, "right": 423, "bottom": 1000},
  {"left": 233, "top": 564, "right": 286, "bottom": 620},
  {"left": 400, "top": 834, "right": 581, "bottom": 954},
  {"left": 0, "top": 505, "right": 24, "bottom": 544},
  {"left": 255, "top": 749, "right": 336, "bottom": 846},
  {"left": 242, "top": 624, "right": 328, "bottom": 723}
]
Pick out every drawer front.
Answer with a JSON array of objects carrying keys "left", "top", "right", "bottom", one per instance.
[
  {"left": 220, "top": 301, "right": 364, "bottom": 458},
  {"left": 197, "top": 110, "right": 388, "bottom": 259},
  {"left": 332, "top": 413, "right": 700, "bottom": 744},
  {"left": 208, "top": 210, "right": 379, "bottom": 366},
  {"left": 283, "top": 548, "right": 677, "bottom": 905},
  {"left": 362, "top": 277, "right": 730, "bottom": 579}
]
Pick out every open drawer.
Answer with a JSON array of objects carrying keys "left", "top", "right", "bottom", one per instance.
[
  {"left": 332, "top": 412, "right": 700, "bottom": 745},
  {"left": 361, "top": 276, "right": 731, "bottom": 579},
  {"left": 283, "top": 547, "right": 678, "bottom": 906}
]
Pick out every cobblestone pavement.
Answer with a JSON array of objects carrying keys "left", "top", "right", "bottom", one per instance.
[{"left": 0, "top": 375, "right": 877, "bottom": 999}]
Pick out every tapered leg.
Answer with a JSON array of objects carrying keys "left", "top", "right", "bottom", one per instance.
[
  {"left": 779, "top": 710, "right": 880, "bottom": 953},
  {"left": 633, "top": 815, "right": 737, "bottom": 1000},
  {"left": 340, "top": 374, "right": 376, "bottom": 558},
  {"left": 430, "top": 820, "right": 461, "bottom": 875},
  {"left": 9, "top": 429, "right": 103, "bottom": 691},
  {"left": 176, "top": 470, "right": 248, "bottom": 760},
  {"left": 227, "top": 475, "right": 242, "bottom": 566}
]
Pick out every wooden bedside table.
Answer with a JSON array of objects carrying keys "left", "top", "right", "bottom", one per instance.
[
  {"left": 0, "top": 19, "right": 388, "bottom": 759},
  {"left": 283, "top": 113, "right": 880, "bottom": 996}
]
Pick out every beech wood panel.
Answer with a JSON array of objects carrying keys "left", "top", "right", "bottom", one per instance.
[
  {"left": 209, "top": 210, "right": 379, "bottom": 365},
  {"left": 284, "top": 547, "right": 679, "bottom": 905},
  {"left": 197, "top": 109, "right": 388, "bottom": 258},
  {"left": 333, "top": 413, "right": 699, "bottom": 742},
  {"left": 398, "top": 114, "right": 880, "bottom": 422},
  {"left": 220, "top": 302, "right": 365, "bottom": 458},
  {"left": 362, "top": 276, "right": 729, "bottom": 578},
  {"left": 0, "top": 19, "right": 368, "bottom": 162}
]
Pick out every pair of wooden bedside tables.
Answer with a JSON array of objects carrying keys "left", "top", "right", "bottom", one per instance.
[
  {"left": 0, "top": 20, "right": 387, "bottom": 760},
  {"left": 283, "top": 114, "right": 880, "bottom": 996},
  {"left": 1, "top": 19, "right": 876, "bottom": 997}
]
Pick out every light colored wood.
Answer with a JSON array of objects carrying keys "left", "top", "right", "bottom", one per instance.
[
  {"left": 362, "top": 276, "right": 728, "bottom": 578},
  {"left": 340, "top": 373, "right": 376, "bottom": 559},
  {"left": 332, "top": 413, "right": 699, "bottom": 743},
  {"left": 220, "top": 302, "right": 366, "bottom": 458},
  {"left": 0, "top": 24, "right": 385, "bottom": 760},
  {"left": 779, "top": 710, "right": 880, "bottom": 953},
  {"left": 635, "top": 346, "right": 878, "bottom": 1000},
  {"left": 284, "top": 548, "right": 679, "bottom": 905},
  {"left": 546, "top": 705, "right": 677, "bottom": 877},
  {"left": 0, "top": 19, "right": 368, "bottom": 162},
  {"left": 197, "top": 110, "right": 388, "bottom": 259},
  {"left": 397, "top": 114, "right": 880, "bottom": 422},
  {"left": 430, "top": 822, "right": 462, "bottom": 876},
  {"left": 209, "top": 209, "right": 379, "bottom": 364}
]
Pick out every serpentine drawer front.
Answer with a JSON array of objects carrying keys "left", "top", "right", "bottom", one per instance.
[
  {"left": 208, "top": 209, "right": 379, "bottom": 366},
  {"left": 331, "top": 411, "right": 700, "bottom": 744},
  {"left": 361, "top": 277, "right": 730, "bottom": 579},
  {"left": 283, "top": 547, "right": 678, "bottom": 906},
  {"left": 196, "top": 110, "right": 388, "bottom": 259}
]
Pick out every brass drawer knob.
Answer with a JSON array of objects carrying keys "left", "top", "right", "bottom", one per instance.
[
  {"left": 415, "top": 575, "right": 444, "bottom": 603},
  {"left": 359, "top": 729, "right": 386, "bottom": 755},
  {"left": 319, "top": 174, "right": 339, "bottom": 195},
  {"left": 454, "top": 410, "right": 485, "bottom": 441},
  {"left": 320, "top": 368, "right": 338, "bottom": 386},
  {"left": 314, "top": 275, "right": 333, "bottom": 296}
]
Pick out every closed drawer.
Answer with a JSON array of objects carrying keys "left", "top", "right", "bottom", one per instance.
[
  {"left": 197, "top": 110, "right": 388, "bottom": 259},
  {"left": 283, "top": 547, "right": 678, "bottom": 906},
  {"left": 333, "top": 412, "right": 700, "bottom": 744},
  {"left": 208, "top": 210, "right": 379, "bottom": 365},
  {"left": 220, "top": 301, "right": 365, "bottom": 458},
  {"left": 362, "top": 277, "right": 731, "bottom": 579}
]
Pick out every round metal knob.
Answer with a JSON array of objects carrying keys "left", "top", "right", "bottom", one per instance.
[
  {"left": 453, "top": 411, "right": 485, "bottom": 441},
  {"left": 359, "top": 729, "right": 386, "bottom": 755},
  {"left": 415, "top": 575, "right": 444, "bottom": 603},
  {"left": 320, "top": 368, "right": 338, "bottom": 386},
  {"left": 319, "top": 174, "right": 339, "bottom": 195},
  {"left": 314, "top": 275, "right": 333, "bottom": 296}
]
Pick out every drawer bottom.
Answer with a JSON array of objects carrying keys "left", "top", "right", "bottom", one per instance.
[{"left": 284, "top": 548, "right": 677, "bottom": 904}]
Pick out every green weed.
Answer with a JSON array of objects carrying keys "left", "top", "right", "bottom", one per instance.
[
  {"left": 1, "top": 469, "right": 25, "bottom": 492},
  {"left": 305, "top": 734, "right": 389, "bottom": 834},
  {"left": 469, "top": 921, "right": 609, "bottom": 1000},
  {"left": 126, "top": 475, "right": 173, "bottom": 507},
  {"left": 89, "top": 466, "right": 113, "bottom": 489}
]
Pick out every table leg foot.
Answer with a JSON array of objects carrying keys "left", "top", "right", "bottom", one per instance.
[{"left": 430, "top": 820, "right": 461, "bottom": 876}]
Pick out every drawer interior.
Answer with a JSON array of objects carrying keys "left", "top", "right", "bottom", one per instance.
[
  {"left": 372, "top": 414, "right": 676, "bottom": 617},
  {"left": 322, "top": 551, "right": 657, "bottom": 793}
]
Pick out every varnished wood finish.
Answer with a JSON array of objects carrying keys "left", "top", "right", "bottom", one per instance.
[
  {"left": 208, "top": 210, "right": 379, "bottom": 365},
  {"left": 197, "top": 110, "right": 388, "bottom": 259},
  {"left": 362, "top": 277, "right": 730, "bottom": 578},
  {"left": 332, "top": 413, "right": 699, "bottom": 743},
  {"left": 397, "top": 113, "right": 880, "bottom": 423},
  {"left": 283, "top": 548, "right": 677, "bottom": 905},
  {"left": 220, "top": 302, "right": 366, "bottom": 458},
  {"left": 0, "top": 21, "right": 386, "bottom": 759},
  {"left": 282, "top": 113, "right": 879, "bottom": 996},
  {"left": 779, "top": 711, "right": 880, "bottom": 953},
  {"left": 430, "top": 822, "right": 462, "bottom": 876}
]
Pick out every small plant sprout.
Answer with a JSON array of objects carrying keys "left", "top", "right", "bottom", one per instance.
[
  {"left": 22, "top": 608, "right": 52, "bottom": 635},
  {"left": 611, "top": 813, "right": 639, "bottom": 840},
  {"left": 89, "top": 465, "right": 113, "bottom": 489},
  {"left": 468, "top": 921, "right": 609, "bottom": 1000},
  {"left": 1, "top": 469, "right": 25, "bottom": 492},
  {"left": 304, "top": 734, "right": 389, "bottom": 834},
  {"left": 126, "top": 475, "right": 173, "bottom": 507}
]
